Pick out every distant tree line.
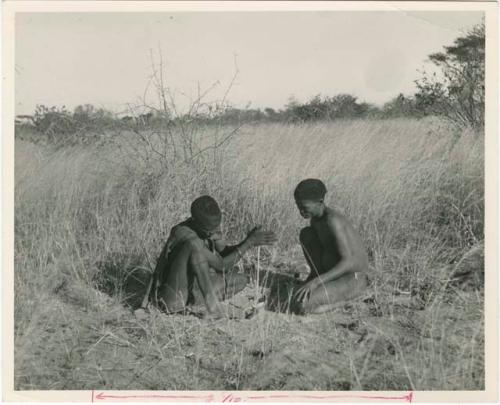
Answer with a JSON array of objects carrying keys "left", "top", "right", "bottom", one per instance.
[
  {"left": 16, "top": 104, "right": 118, "bottom": 143},
  {"left": 219, "top": 21, "right": 485, "bottom": 129},
  {"left": 16, "top": 21, "right": 484, "bottom": 143},
  {"left": 211, "top": 92, "right": 422, "bottom": 124}
]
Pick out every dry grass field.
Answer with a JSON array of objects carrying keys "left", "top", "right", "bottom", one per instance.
[{"left": 14, "top": 118, "right": 484, "bottom": 390}]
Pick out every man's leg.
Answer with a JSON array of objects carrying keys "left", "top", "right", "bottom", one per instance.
[
  {"left": 191, "top": 270, "right": 248, "bottom": 304},
  {"left": 157, "top": 242, "right": 215, "bottom": 314},
  {"left": 204, "top": 246, "right": 248, "bottom": 300},
  {"left": 303, "top": 271, "right": 368, "bottom": 314},
  {"left": 156, "top": 248, "right": 190, "bottom": 314},
  {"left": 300, "top": 227, "right": 325, "bottom": 279},
  {"left": 223, "top": 272, "right": 248, "bottom": 299},
  {"left": 158, "top": 241, "right": 248, "bottom": 314}
]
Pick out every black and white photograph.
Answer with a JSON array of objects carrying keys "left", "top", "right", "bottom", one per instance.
[{"left": 4, "top": 1, "right": 498, "bottom": 401}]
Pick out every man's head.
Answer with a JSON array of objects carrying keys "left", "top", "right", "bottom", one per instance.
[
  {"left": 294, "top": 178, "right": 327, "bottom": 219},
  {"left": 191, "top": 195, "right": 222, "bottom": 237}
]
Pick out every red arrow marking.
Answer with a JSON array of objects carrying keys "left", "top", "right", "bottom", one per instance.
[
  {"left": 247, "top": 392, "right": 413, "bottom": 402},
  {"left": 94, "top": 392, "right": 214, "bottom": 401},
  {"left": 93, "top": 391, "right": 413, "bottom": 403}
]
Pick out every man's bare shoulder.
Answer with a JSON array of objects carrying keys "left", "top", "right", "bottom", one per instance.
[
  {"left": 324, "top": 207, "right": 350, "bottom": 228},
  {"left": 169, "top": 222, "right": 201, "bottom": 245}
]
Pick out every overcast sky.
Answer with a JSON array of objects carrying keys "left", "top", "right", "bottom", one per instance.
[{"left": 15, "top": 11, "right": 483, "bottom": 115}]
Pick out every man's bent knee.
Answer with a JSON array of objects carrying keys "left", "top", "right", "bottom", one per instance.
[{"left": 301, "top": 271, "right": 369, "bottom": 315}]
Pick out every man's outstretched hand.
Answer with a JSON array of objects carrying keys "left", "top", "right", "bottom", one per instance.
[{"left": 246, "top": 225, "right": 278, "bottom": 247}]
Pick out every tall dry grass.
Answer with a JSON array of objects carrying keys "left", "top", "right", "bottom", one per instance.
[{"left": 14, "top": 118, "right": 484, "bottom": 390}]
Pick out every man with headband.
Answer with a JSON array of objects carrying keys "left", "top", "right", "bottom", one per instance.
[
  {"left": 293, "top": 179, "right": 369, "bottom": 314},
  {"left": 141, "top": 195, "right": 277, "bottom": 319}
]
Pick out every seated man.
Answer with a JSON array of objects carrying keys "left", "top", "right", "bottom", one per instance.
[
  {"left": 293, "top": 179, "right": 369, "bottom": 314},
  {"left": 142, "top": 195, "right": 277, "bottom": 319}
]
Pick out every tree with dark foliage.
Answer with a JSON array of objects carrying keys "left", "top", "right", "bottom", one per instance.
[{"left": 415, "top": 22, "right": 485, "bottom": 131}]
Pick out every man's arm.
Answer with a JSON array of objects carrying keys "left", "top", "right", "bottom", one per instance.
[
  {"left": 294, "top": 217, "right": 358, "bottom": 303},
  {"left": 187, "top": 235, "right": 247, "bottom": 276},
  {"left": 212, "top": 227, "right": 277, "bottom": 271},
  {"left": 313, "top": 217, "right": 356, "bottom": 286},
  {"left": 202, "top": 237, "right": 252, "bottom": 275},
  {"left": 217, "top": 239, "right": 254, "bottom": 270}
]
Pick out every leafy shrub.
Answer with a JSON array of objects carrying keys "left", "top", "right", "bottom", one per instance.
[{"left": 414, "top": 22, "right": 485, "bottom": 130}]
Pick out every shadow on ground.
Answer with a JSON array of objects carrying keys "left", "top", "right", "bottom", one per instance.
[
  {"left": 252, "top": 269, "right": 301, "bottom": 313},
  {"left": 94, "top": 254, "right": 153, "bottom": 309},
  {"left": 93, "top": 254, "right": 302, "bottom": 314}
]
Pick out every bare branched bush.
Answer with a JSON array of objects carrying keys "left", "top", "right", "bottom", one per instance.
[{"left": 111, "top": 50, "right": 243, "bottom": 178}]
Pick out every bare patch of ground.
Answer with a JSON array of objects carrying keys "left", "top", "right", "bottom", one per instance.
[{"left": 15, "top": 254, "right": 484, "bottom": 391}]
